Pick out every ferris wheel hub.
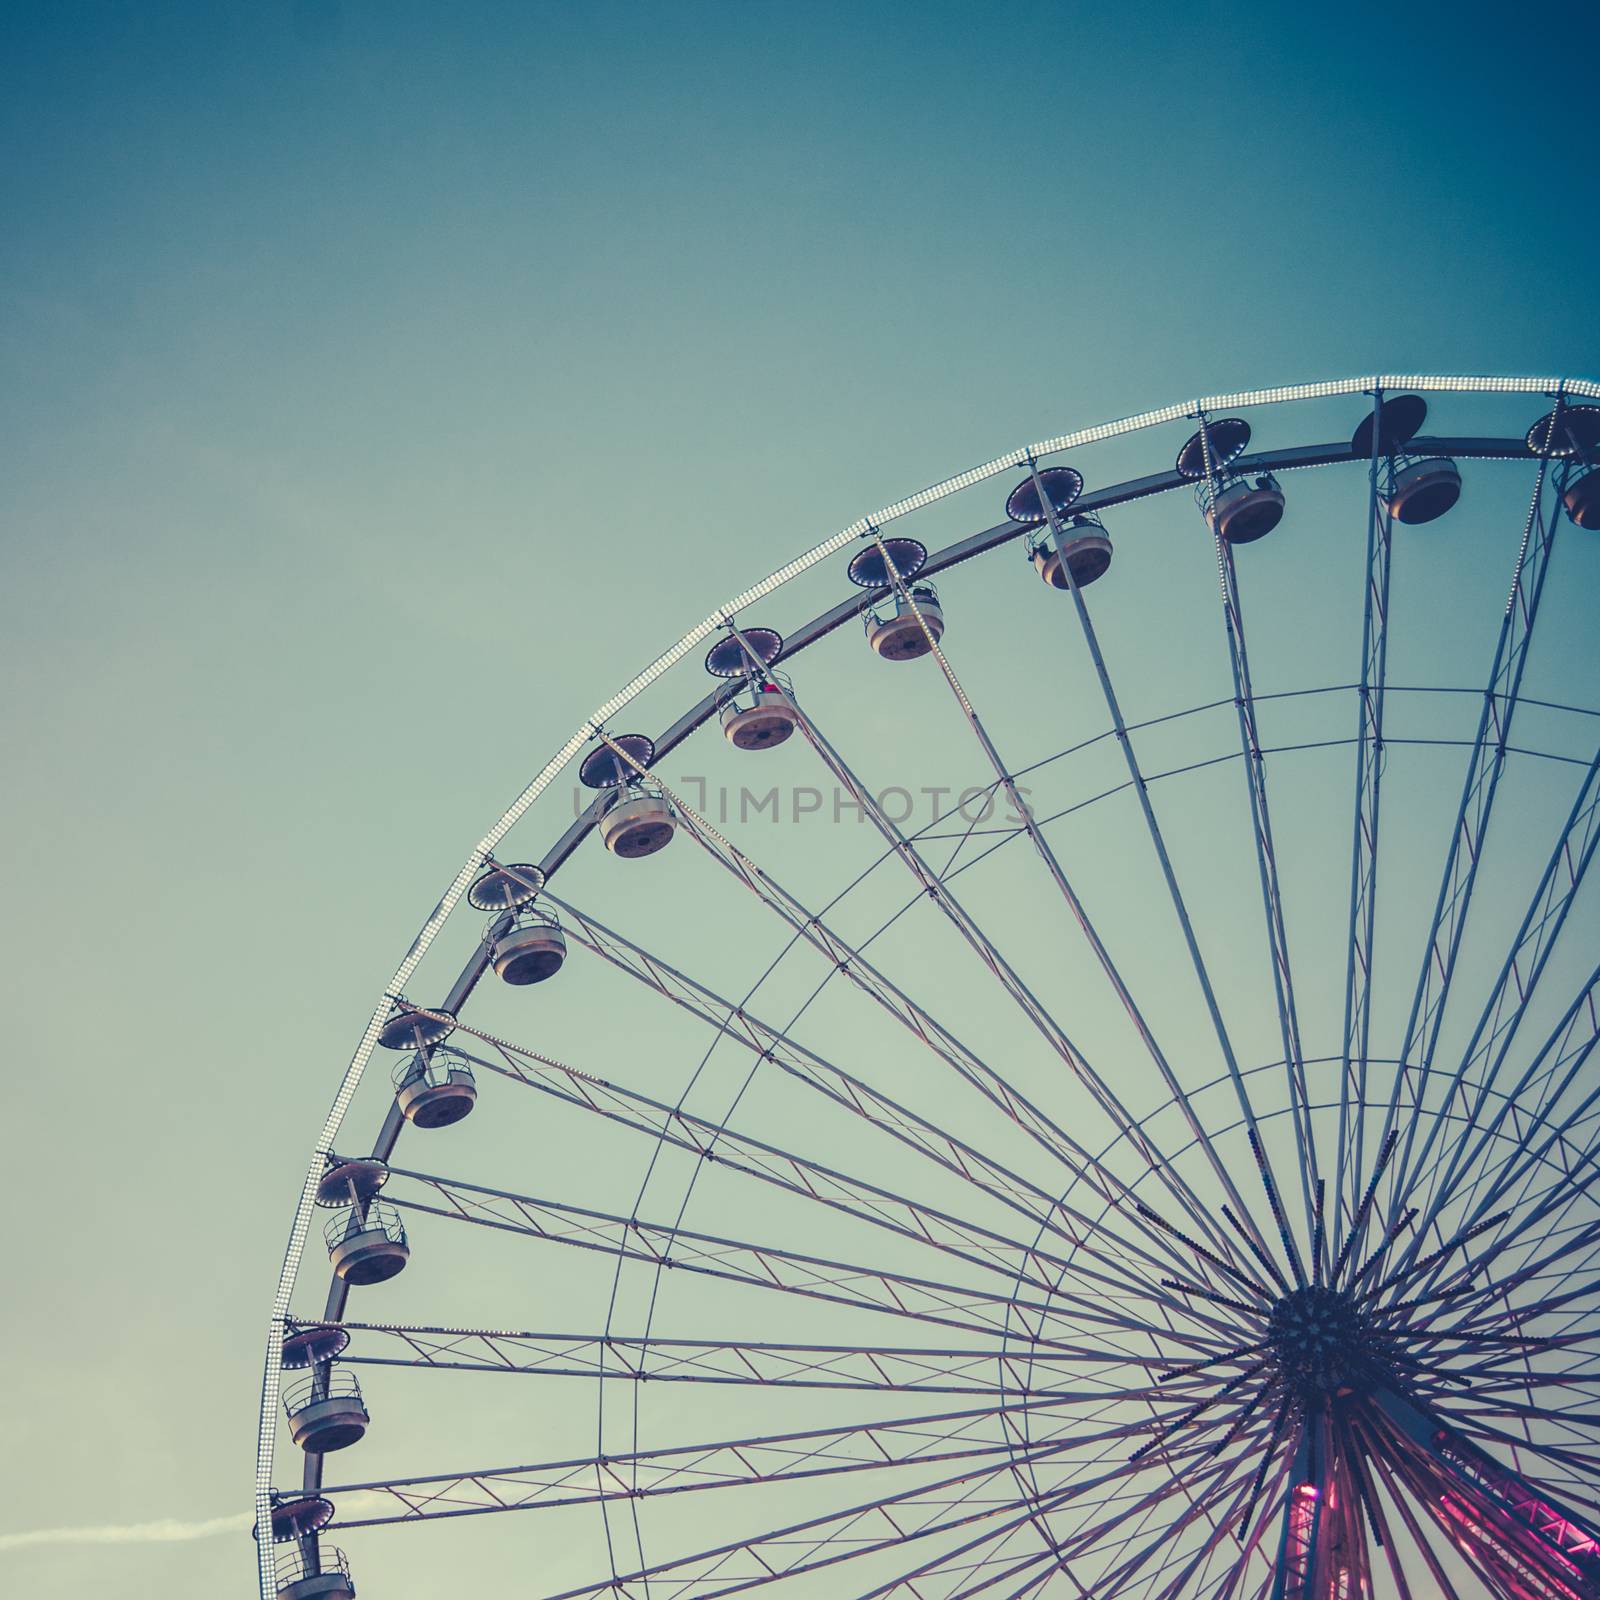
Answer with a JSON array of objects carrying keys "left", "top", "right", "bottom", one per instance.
[{"left": 1267, "top": 1284, "right": 1392, "bottom": 1405}]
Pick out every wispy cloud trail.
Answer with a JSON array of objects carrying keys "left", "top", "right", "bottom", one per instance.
[
  {"left": 0, "top": 1492, "right": 393, "bottom": 1555},
  {"left": 0, "top": 1513, "right": 251, "bottom": 1552}
]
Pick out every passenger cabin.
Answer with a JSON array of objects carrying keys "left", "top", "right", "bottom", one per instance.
[
  {"left": 705, "top": 627, "right": 799, "bottom": 749},
  {"left": 580, "top": 735, "right": 678, "bottom": 858},
  {"left": 1352, "top": 393, "right": 1462, "bottom": 525},
  {"left": 847, "top": 538, "right": 946, "bottom": 660},
  {"left": 1177, "top": 418, "right": 1285, "bottom": 545},
  {"left": 284, "top": 1367, "right": 369, "bottom": 1454},
  {"left": 1529, "top": 402, "right": 1600, "bottom": 530}
]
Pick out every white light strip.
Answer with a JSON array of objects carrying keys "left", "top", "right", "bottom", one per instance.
[{"left": 251, "top": 369, "right": 1597, "bottom": 1596}]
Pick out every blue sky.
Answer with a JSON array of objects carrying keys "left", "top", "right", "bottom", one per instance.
[{"left": 2, "top": 3, "right": 1597, "bottom": 1597}]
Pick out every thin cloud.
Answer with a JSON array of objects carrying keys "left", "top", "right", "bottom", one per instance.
[
  {"left": 0, "top": 1493, "right": 393, "bottom": 1555},
  {"left": 0, "top": 1513, "right": 250, "bottom": 1552}
]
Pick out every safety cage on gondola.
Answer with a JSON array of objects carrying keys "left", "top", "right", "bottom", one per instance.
[
  {"left": 392, "top": 1046, "right": 478, "bottom": 1126},
  {"left": 283, "top": 1367, "right": 370, "bottom": 1456}
]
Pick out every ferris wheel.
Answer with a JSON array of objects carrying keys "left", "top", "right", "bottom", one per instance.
[{"left": 255, "top": 374, "right": 1600, "bottom": 1600}]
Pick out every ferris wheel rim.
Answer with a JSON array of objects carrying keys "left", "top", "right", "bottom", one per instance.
[{"left": 255, "top": 371, "right": 1600, "bottom": 1600}]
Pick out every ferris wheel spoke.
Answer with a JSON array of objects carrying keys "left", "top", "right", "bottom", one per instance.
[
  {"left": 1417, "top": 960, "right": 1600, "bottom": 1263},
  {"left": 456, "top": 1028, "right": 1247, "bottom": 1329},
  {"left": 1433, "top": 1310, "right": 1599, "bottom": 1396},
  {"left": 759, "top": 672, "right": 1273, "bottom": 1304},
  {"left": 1415, "top": 1212, "right": 1594, "bottom": 1351},
  {"left": 1351, "top": 1433, "right": 1468, "bottom": 1600},
  {"left": 829, "top": 1485, "right": 1071, "bottom": 1600},
  {"left": 576, "top": 734, "right": 1119, "bottom": 1196},
  {"left": 878, "top": 1541, "right": 1063, "bottom": 1600},
  {"left": 746, "top": 1391, "right": 1199, "bottom": 1600},
  {"left": 1083, "top": 1442, "right": 1275, "bottom": 1600},
  {"left": 840, "top": 1533, "right": 1060, "bottom": 1600},
  {"left": 1093, "top": 1328, "right": 1287, "bottom": 1593},
  {"left": 1206, "top": 1439, "right": 1295, "bottom": 1600},
  {"left": 860, "top": 1422, "right": 1264, "bottom": 1600},
  {"left": 1443, "top": 1403, "right": 1600, "bottom": 1469},
  {"left": 593, "top": 728, "right": 1248, "bottom": 1281},
  {"left": 1449, "top": 1217, "right": 1600, "bottom": 1331},
  {"left": 1218, "top": 547, "right": 1321, "bottom": 1256},
  {"left": 1472, "top": 1066, "right": 1600, "bottom": 1234},
  {"left": 320, "top": 1396, "right": 1099, "bottom": 1528},
  {"left": 1389, "top": 736, "right": 1600, "bottom": 1275},
  {"left": 1186, "top": 414, "right": 1322, "bottom": 1264},
  {"left": 973, "top": 1554, "right": 1071, "bottom": 1600},
  {"left": 321, "top": 1319, "right": 1175, "bottom": 1390},
  {"left": 1481, "top": 1133, "right": 1600, "bottom": 1265},
  {"left": 1424, "top": 1124, "right": 1597, "bottom": 1300},
  {"left": 1029, "top": 1417, "right": 1276, "bottom": 1598},
  {"left": 1424, "top": 1157, "right": 1600, "bottom": 1321},
  {"left": 1021, "top": 460, "right": 1315, "bottom": 1293},
  {"left": 730, "top": 621, "right": 1136, "bottom": 1136},
  {"left": 384, "top": 1169, "right": 1207, "bottom": 1347},
  {"left": 1465, "top": 1286, "right": 1600, "bottom": 1363},
  {"left": 1518, "top": 979, "right": 1600, "bottom": 1129},
  {"left": 1349, "top": 981, "right": 1600, "bottom": 1313},
  {"left": 1455, "top": 1327, "right": 1600, "bottom": 1374},
  {"left": 1143, "top": 1529, "right": 1245, "bottom": 1600},
  {"left": 874, "top": 1515, "right": 1087, "bottom": 1600},
  {"left": 707, "top": 1477, "right": 1051, "bottom": 1600},
  {"left": 861, "top": 530, "right": 1273, "bottom": 1277},
  {"left": 548, "top": 896, "right": 1205, "bottom": 1299},
  {"left": 1445, "top": 1372, "right": 1600, "bottom": 1421},
  {"left": 1367, "top": 1387, "right": 1600, "bottom": 1596},
  {"left": 464, "top": 1462, "right": 1028, "bottom": 1595},
  {"left": 444, "top": 1033, "right": 1147, "bottom": 1314},
  {"left": 1377, "top": 451, "right": 1568, "bottom": 1239},
  {"left": 525, "top": 1432, "right": 1153, "bottom": 1600},
  {"left": 1337, "top": 399, "right": 1396, "bottom": 1249},
  {"left": 1400, "top": 1320, "right": 1600, "bottom": 1371},
  {"left": 592, "top": 1407, "right": 1250, "bottom": 1600},
  {"left": 1474, "top": 1194, "right": 1600, "bottom": 1293}
]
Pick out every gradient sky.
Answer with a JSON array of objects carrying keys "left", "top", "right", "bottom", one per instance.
[{"left": 3, "top": 3, "right": 1598, "bottom": 1597}]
